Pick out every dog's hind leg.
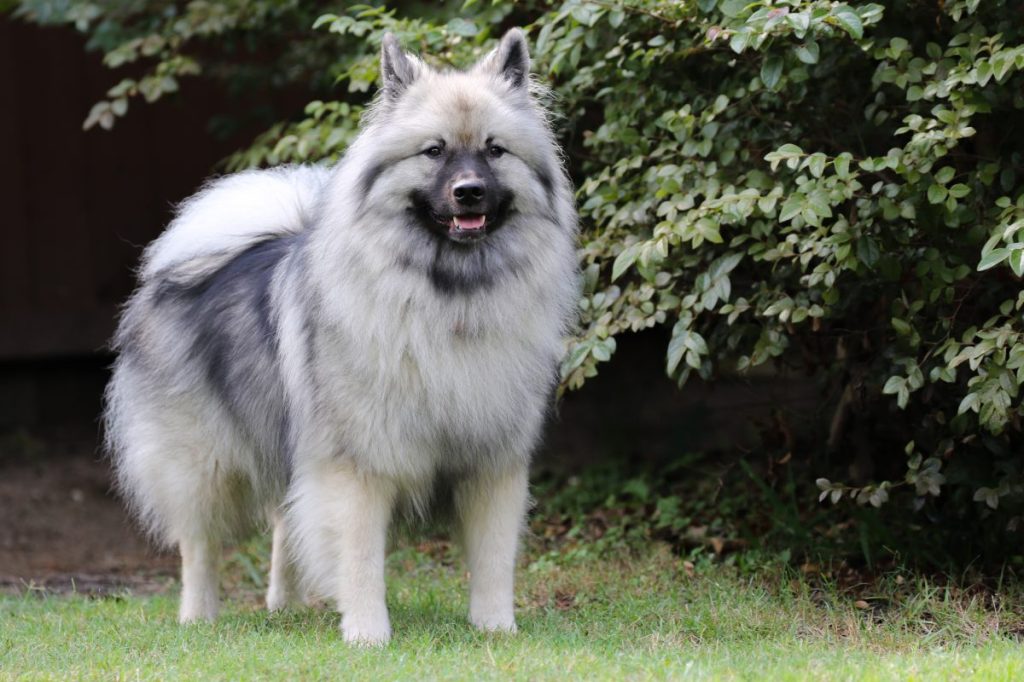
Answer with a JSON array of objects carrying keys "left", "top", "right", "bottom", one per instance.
[
  {"left": 266, "top": 511, "right": 296, "bottom": 611},
  {"left": 456, "top": 463, "right": 529, "bottom": 633},
  {"left": 178, "top": 531, "right": 221, "bottom": 623},
  {"left": 113, "top": 428, "right": 224, "bottom": 623}
]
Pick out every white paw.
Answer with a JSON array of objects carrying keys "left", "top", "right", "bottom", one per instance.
[
  {"left": 470, "top": 611, "right": 517, "bottom": 633},
  {"left": 341, "top": 612, "right": 392, "bottom": 646},
  {"left": 266, "top": 587, "right": 291, "bottom": 612},
  {"left": 178, "top": 602, "right": 218, "bottom": 624}
]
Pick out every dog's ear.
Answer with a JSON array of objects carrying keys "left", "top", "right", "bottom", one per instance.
[
  {"left": 476, "top": 28, "right": 530, "bottom": 90},
  {"left": 380, "top": 33, "right": 422, "bottom": 100}
]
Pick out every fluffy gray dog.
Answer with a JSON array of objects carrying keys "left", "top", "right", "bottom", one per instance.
[{"left": 104, "top": 29, "right": 578, "bottom": 645}]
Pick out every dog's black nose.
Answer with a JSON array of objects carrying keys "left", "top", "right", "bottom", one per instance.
[{"left": 453, "top": 180, "right": 486, "bottom": 205}]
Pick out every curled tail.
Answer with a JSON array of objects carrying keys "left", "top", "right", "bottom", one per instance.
[{"left": 140, "top": 164, "right": 331, "bottom": 283}]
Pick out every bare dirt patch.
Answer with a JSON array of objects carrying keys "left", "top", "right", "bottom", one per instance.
[{"left": 0, "top": 448, "right": 175, "bottom": 595}]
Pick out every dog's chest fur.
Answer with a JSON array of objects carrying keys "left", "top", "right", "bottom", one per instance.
[{"left": 299, "top": 270, "right": 558, "bottom": 481}]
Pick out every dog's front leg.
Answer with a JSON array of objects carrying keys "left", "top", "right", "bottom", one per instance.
[
  {"left": 456, "top": 463, "right": 529, "bottom": 632},
  {"left": 331, "top": 465, "right": 397, "bottom": 646}
]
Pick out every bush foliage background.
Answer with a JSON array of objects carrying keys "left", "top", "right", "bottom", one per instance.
[{"left": 15, "top": 0, "right": 1024, "bottom": 562}]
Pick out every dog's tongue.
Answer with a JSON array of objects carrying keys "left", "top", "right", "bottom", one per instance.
[{"left": 452, "top": 214, "right": 486, "bottom": 230}]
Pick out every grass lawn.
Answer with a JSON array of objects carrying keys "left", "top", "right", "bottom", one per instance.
[{"left": 3, "top": 544, "right": 1024, "bottom": 681}]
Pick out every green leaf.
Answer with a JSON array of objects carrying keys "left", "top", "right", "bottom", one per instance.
[
  {"left": 807, "top": 153, "right": 827, "bottom": 178},
  {"left": 891, "top": 317, "right": 912, "bottom": 335},
  {"left": 888, "top": 36, "right": 909, "bottom": 56},
  {"left": 958, "top": 392, "right": 980, "bottom": 414},
  {"left": 667, "top": 324, "right": 694, "bottom": 375},
  {"left": 311, "top": 14, "right": 337, "bottom": 29},
  {"left": 948, "top": 183, "right": 970, "bottom": 199},
  {"left": 729, "top": 26, "right": 753, "bottom": 54},
  {"left": 927, "top": 184, "right": 947, "bottom": 204},
  {"left": 591, "top": 341, "right": 612, "bottom": 362},
  {"left": 935, "top": 166, "right": 955, "bottom": 184},
  {"left": 1004, "top": 222, "right": 1024, "bottom": 244},
  {"left": 760, "top": 55, "right": 784, "bottom": 90},
  {"left": 794, "top": 40, "right": 820, "bottom": 65},
  {"left": 856, "top": 236, "right": 880, "bottom": 267},
  {"left": 535, "top": 22, "right": 554, "bottom": 53},
  {"left": 569, "top": 4, "right": 598, "bottom": 26},
  {"left": 1010, "top": 249, "right": 1024, "bottom": 277},
  {"left": 565, "top": 342, "right": 591, "bottom": 371},
  {"left": 867, "top": 486, "right": 888, "bottom": 507},
  {"left": 807, "top": 192, "right": 832, "bottom": 219},
  {"left": 765, "top": 143, "right": 804, "bottom": 171},
  {"left": 834, "top": 154, "right": 852, "bottom": 179},
  {"left": 831, "top": 6, "right": 864, "bottom": 39},
  {"left": 786, "top": 12, "right": 811, "bottom": 36},
  {"left": 684, "top": 331, "right": 709, "bottom": 355},
  {"left": 974, "top": 487, "right": 1000, "bottom": 510},
  {"left": 978, "top": 248, "right": 1010, "bottom": 271},
  {"left": 882, "top": 376, "right": 904, "bottom": 395},
  {"left": 445, "top": 17, "right": 478, "bottom": 37},
  {"left": 695, "top": 218, "right": 723, "bottom": 243},
  {"left": 779, "top": 195, "right": 803, "bottom": 222},
  {"left": 612, "top": 244, "right": 641, "bottom": 281},
  {"left": 720, "top": 0, "right": 750, "bottom": 18}
]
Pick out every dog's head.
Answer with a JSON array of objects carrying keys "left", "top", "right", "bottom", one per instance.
[{"left": 356, "top": 29, "right": 560, "bottom": 247}]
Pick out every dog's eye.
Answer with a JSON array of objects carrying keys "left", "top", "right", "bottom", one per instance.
[
  {"left": 424, "top": 145, "right": 444, "bottom": 159},
  {"left": 488, "top": 144, "right": 507, "bottom": 158}
]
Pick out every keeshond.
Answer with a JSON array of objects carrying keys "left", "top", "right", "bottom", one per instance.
[{"left": 104, "top": 29, "right": 578, "bottom": 644}]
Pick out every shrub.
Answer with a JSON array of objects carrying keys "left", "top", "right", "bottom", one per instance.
[{"left": 15, "top": 0, "right": 1024, "bottom": 555}]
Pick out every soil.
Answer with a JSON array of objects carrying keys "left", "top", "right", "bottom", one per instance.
[{"left": 0, "top": 448, "right": 176, "bottom": 595}]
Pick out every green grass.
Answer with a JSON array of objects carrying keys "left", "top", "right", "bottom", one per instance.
[{"left": 3, "top": 546, "right": 1024, "bottom": 681}]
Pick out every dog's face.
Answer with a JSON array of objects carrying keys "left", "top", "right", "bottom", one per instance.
[
  {"left": 359, "top": 30, "right": 558, "bottom": 248},
  {"left": 409, "top": 137, "right": 515, "bottom": 245}
]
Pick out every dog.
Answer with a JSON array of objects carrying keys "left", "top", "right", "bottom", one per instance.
[{"left": 104, "top": 28, "right": 578, "bottom": 644}]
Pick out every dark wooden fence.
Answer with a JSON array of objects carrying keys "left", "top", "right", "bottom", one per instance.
[{"left": 0, "top": 17, "right": 256, "bottom": 360}]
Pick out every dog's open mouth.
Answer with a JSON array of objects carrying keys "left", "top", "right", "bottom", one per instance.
[
  {"left": 411, "top": 191, "right": 511, "bottom": 244},
  {"left": 448, "top": 214, "right": 488, "bottom": 242}
]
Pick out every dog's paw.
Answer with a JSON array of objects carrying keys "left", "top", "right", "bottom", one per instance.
[
  {"left": 470, "top": 611, "right": 517, "bottom": 633},
  {"left": 265, "top": 586, "right": 292, "bottom": 612},
  {"left": 341, "top": 612, "right": 392, "bottom": 646},
  {"left": 178, "top": 604, "right": 218, "bottom": 624}
]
